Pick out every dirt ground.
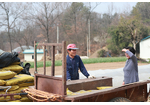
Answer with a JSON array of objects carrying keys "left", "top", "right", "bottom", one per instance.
[{"left": 29, "top": 62, "right": 149, "bottom": 76}]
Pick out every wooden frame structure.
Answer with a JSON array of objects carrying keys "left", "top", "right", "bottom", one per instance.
[{"left": 34, "top": 41, "right": 66, "bottom": 96}]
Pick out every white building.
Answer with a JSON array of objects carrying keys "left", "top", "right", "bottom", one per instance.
[
  {"left": 140, "top": 36, "right": 150, "bottom": 61},
  {"left": 23, "top": 49, "right": 44, "bottom": 62}
]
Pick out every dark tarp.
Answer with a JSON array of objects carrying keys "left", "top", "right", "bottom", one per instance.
[{"left": 0, "top": 52, "right": 20, "bottom": 68}]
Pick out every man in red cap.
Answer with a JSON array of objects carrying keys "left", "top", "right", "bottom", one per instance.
[{"left": 66, "top": 44, "right": 95, "bottom": 81}]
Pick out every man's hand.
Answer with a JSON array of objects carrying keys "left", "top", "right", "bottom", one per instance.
[
  {"left": 122, "top": 48, "right": 127, "bottom": 52},
  {"left": 88, "top": 76, "right": 96, "bottom": 79},
  {"left": 67, "top": 79, "right": 71, "bottom": 81},
  {"left": 122, "top": 82, "right": 125, "bottom": 85}
]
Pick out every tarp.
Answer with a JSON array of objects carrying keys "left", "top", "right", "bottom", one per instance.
[{"left": 0, "top": 51, "right": 20, "bottom": 68}]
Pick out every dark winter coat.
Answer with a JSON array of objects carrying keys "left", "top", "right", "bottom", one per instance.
[{"left": 66, "top": 55, "right": 89, "bottom": 80}]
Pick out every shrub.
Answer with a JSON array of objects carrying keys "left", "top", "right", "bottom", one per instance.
[{"left": 97, "top": 50, "right": 106, "bottom": 57}]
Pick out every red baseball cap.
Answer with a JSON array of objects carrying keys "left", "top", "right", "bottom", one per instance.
[{"left": 67, "top": 44, "right": 79, "bottom": 50}]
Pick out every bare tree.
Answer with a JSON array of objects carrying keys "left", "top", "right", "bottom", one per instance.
[
  {"left": 11, "top": 28, "right": 24, "bottom": 52},
  {"left": 0, "top": 2, "right": 28, "bottom": 52},
  {"left": 23, "top": 22, "right": 40, "bottom": 48},
  {"left": 30, "top": 2, "right": 58, "bottom": 37},
  {"left": 10, "top": 19, "right": 38, "bottom": 52},
  {"left": 28, "top": 2, "right": 63, "bottom": 56}
]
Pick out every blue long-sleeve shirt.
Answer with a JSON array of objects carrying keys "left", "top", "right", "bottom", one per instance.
[
  {"left": 66, "top": 55, "right": 90, "bottom": 80},
  {"left": 123, "top": 50, "right": 139, "bottom": 84}
]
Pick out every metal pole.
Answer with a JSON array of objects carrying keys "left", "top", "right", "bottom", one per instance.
[{"left": 57, "top": 25, "right": 59, "bottom": 54}]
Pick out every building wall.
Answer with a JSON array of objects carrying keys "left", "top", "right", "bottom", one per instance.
[
  {"left": 140, "top": 38, "right": 150, "bottom": 60},
  {"left": 24, "top": 54, "right": 43, "bottom": 61}
]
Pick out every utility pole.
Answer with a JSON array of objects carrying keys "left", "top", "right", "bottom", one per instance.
[
  {"left": 87, "top": 36, "right": 89, "bottom": 57},
  {"left": 57, "top": 24, "right": 59, "bottom": 54},
  {"left": 88, "top": 19, "right": 90, "bottom": 57}
]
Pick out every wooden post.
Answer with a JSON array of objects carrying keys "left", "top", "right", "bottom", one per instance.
[
  {"left": 62, "top": 41, "right": 66, "bottom": 95},
  {"left": 34, "top": 41, "right": 37, "bottom": 74},
  {"left": 34, "top": 41, "right": 37, "bottom": 89},
  {"left": 43, "top": 45, "right": 46, "bottom": 75},
  {"left": 51, "top": 46, "right": 55, "bottom": 76}
]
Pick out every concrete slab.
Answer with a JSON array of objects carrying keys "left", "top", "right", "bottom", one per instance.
[{"left": 56, "top": 64, "right": 150, "bottom": 87}]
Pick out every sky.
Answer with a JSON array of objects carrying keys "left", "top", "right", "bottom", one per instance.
[
  {"left": 92, "top": 2, "right": 137, "bottom": 14},
  {"left": 1, "top": 1, "right": 139, "bottom": 15}
]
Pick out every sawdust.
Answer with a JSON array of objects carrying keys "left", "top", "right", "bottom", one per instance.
[
  {"left": 40, "top": 56, "right": 51, "bottom": 61},
  {"left": 55, "top": 54, "right": 62, "bottom": 60},
  {"left": 90, "top": 47, "right": 108, "bottom": 58},
  {"left": 40, "top": 54, "right": 62, "bottom": 61}
]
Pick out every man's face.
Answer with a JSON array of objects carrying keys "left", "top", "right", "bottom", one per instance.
[
  {"left": 68, "top": 49, "right": 77, "bottom": 58},
  {"left": 125, "top": 53, "right": 130, "bottom": 59}
]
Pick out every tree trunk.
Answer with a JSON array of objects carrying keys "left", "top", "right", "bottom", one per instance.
[
  {"left": 18, "top": 42, "right": 24, "bottom": 52},
  {"left": 133, "top": 42, "right": 136, "bottom": 56},
  {"left": 8, "top": 28, "right": 12, "bottom": 52}
]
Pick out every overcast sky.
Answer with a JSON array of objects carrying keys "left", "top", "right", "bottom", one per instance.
[
  {"left": 93, "top": 2, "right": 137, "bottom": 14},
  {"left": 1, "top": 1, "right": 138, "bottom": 14}
]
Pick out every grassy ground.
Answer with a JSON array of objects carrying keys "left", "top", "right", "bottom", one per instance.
[
  {"left": 82, "top": 57, "right": 127, "bottom": 64},
  {"left": 24, "top": 57, "right": 128, "bottom": 68}
]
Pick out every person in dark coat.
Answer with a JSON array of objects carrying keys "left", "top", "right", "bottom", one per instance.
[
  {"left": 122, "top": 47, "right": 139, "bottom": 85},
  {"left": 66, "top": 44, "right": 95, "bottom": 81}
]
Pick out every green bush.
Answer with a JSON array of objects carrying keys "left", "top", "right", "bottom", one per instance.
[{"left": 97, "top": 50, "right": 106, "bottom": 57}]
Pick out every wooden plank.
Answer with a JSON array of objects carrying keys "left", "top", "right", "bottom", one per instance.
[
  {"left": 36, "top": 43, "right": 62, "bottom": 46},
  {"left": 36, "top": 75, "right": 63, "bottom": 94},
  {"left": 35, "top": 73, "right": 62, "bottom": 81},
  {"left": 67, "top": 77, "right": 112, "bottom": 92}
]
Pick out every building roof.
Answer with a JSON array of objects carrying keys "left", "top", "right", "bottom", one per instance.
[
  {"left": 141, "top": 35, "right": 150, "bottom": 42},
  {"left": 23, "top": 49, "right": 44, "bottom": 54},
  {"left": 12, "top": 46, "right": 34, "bottom": 52}
]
